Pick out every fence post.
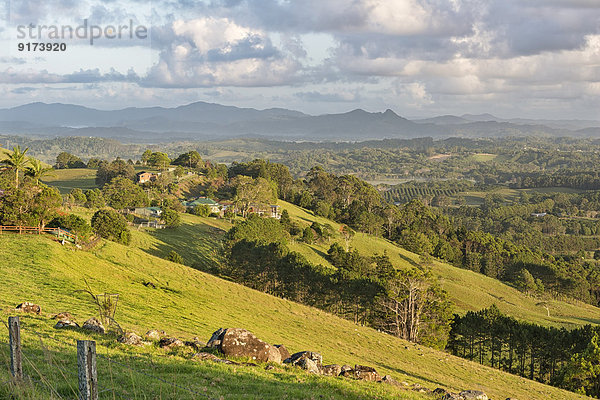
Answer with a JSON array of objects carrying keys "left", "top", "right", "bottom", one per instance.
[
  {"left": 77, "top": 340, "right": 98, "bottom": 400},
  {"left": 8, "top": 316, "right": 23, "bottom": 380}
]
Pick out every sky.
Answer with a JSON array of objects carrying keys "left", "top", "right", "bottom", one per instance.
[{"left": 0, "top": 0, "right": 599, "bottom": 119}]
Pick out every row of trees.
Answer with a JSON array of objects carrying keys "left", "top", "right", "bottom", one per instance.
[{"left": 448, "top": 305, "right": 600, "bottom": 397}]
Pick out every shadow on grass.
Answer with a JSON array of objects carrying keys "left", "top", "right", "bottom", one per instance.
[{"left": 144, "top": 222, "right": 227, "bottom": 271}]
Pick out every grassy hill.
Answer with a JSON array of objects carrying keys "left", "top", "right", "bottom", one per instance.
[{"left": 0, "top": 233, "right": 591, "bottom": 400}]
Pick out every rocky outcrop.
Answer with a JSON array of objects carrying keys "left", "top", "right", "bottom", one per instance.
[
  {"left": 220, "top": 328, "right": 281, "bottom": 363},
  {"left": 159, "top": 337, "right": 184, "bottom": 348},
  {"left": 82, "top": 317, "right": 105, "bottom": 334},
  {"left": 381, "top": 375, "right": 401, "bottom": 387},
  {"left": 284, "top": 351, "right": 323, "bottom": 374},
  {"left": 206, "top": 328, "right": 226, "bottom": 348},
  {"left": 54, "top": 320, "right": 79, "bottom": 329},
  {"left": 459, "top": 390, "right": 488, "bottom": 400},
  {"left": 119, "top": 332, "right": 143, "bottom": 346},
  {"left": 321, "top": 364, "right": 342, "bottom": 376},
  {"left": 185, "top": 337, "right": 206, "bottom": 351},
  {"left": 16, "top": 302, "right": 41, "bottom": 314},
  {"left": 51, "top": 312, "right": 73, "bottom": 320},
  {"left": 340, "top": 365, "right": 381, "bottom": 382},
  {"left": 145, "top": 330, "right": 166, "bottom": 341}
]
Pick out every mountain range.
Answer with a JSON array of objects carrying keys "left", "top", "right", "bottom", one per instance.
[{"left": 1, "top": 101, "right": 598, "bottom": 142}]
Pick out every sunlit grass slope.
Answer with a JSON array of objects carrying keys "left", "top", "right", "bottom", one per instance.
[{"left": 0, "top": 234, "right": 591, "bottom": 400}]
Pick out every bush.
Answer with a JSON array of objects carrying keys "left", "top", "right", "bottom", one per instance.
[
  {"left": 91, "top": 209, "right": 131, "bottom": 245},
  {"left": 48, "top": 214, "right": 93, "bottom": 241},
  {"left": 191, "top": 204, "right": 211, "bottom": 217},
  {"left": 161, "top": 207, "right": 181, "bottom": 228},
  {"left": 165, "top": 250, "right": 184, "bottom": 264}
]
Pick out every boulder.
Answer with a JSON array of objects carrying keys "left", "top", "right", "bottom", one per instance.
[
  {"left": 284, "top": 351, "right": 322, "bottom": 374},
  {"left": 321, "top": 364, "right": 342, "bottom": 376},
  {"left": 51, "top": 312, "right": 73, "bottom": 320},
  {"left": 459, "top": 391, "right": 488, "bottom": 400},
  {"left": 145, "top": 330, "right": 166, "bottom": 341},
  {"left": 340, "top": 364, "right": 353, "bottom": 374},
  {"left": 119, "top": 332, "right": 143, "bottom": 346},
  {"left": 352, "top": 365, "right": 381, "bottom": 382},
  {"left": 16, "top": 302, "right": 41, "bottom": 314},
  {"left": 441, "top": 394, "right": 463, "bottom": 400},
  {"left": 82, "top": 318, "right": 105, "bottom": 334},
  {"left": 159, "top": 337, "right": 184, "bottom": 348},
  {"left": 220, "top": 328, "right": 281, "bottom": 363},
  {"left": 381, "top": 375, "right": 401, "bottom": 387},
  {"left": 206, "top": 328, "right": 226, "bottom": 348},
  {"left": 54, "top": 320, "right": 79, "bottom": 329},
  {"left": 274, "top": 344, "right": 291, "bottom": 361}
]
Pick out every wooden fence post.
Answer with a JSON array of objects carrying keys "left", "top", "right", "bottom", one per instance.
[
  {"left": 8, "top": 316, "right": 23, "bottom": 380},
  {"left": 77, "top": 340, "right": 98, "bottom": 400}
]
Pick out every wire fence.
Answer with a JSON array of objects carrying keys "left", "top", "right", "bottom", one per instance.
[{"left": 2, "top": 317, "right": 222, "bottom": 400}]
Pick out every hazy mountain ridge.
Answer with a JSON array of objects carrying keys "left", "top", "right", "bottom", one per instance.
[{"left": 0, "top": 102, "right": 597, "bottom": 142}]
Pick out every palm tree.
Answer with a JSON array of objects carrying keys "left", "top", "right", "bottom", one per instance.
[
  {"left": 26, "top": 158, "right": 55, "bottom": 185},
  {"left": 1, "top": 146, "right": 30, "bottom": 188}
]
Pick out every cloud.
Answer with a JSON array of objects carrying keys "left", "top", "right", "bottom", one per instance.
[
  {"left": 143, "top": 17, "right": 304, "bottom": 87},
  {"left": 294, "top": 89, "right": 361, "bottom": 102}
]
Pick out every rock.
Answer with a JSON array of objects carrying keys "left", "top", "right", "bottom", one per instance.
[
  {"left": 54, "top": 320, "right": 79, "bottom": 329},
  {"left": 51, "top": 312, "right": 73, "bottom": 320},
  {"left": 274, "top": 344, "right": 291, "bottom": 361},
  {"left": 441, "top": 394, "right": 464, "bottom": 400},
  {"left": 265, "top": 365, "right": 275, "bottom": 371},
  {"left": 145, "top": 330, "right": 166, "bottom": 341},
  {"left": 352, "top": 365, "right": 381, "bottom": 382},
  {"left": 159, "top": 337, "right": 184, "bottom": 348},
  {"left": 382, "top": 375, "right": 401, "bottom": 387},
  {"left": 119, "top": 332, "right": 142, "bottom": 346},
  {"left": 459, "top": 390, "right": 488, "bottom": 400},
  {"left": 340, "top": 365, "right": 353, "bottom": 374},
  {"left": 284, "top": 351, "right": 323, "bottom": 374},
  {"left": 194, "top": 352, "right": 220, "bottom": 361},
  {"left": 220, "top": 328, "right": 282, "bottom": 363},
  {"left": 82, "top": 318, "right": 105, "bottom": 334},
  {"left": 206, "top": 328, "right": 226, "bottom": 348},
  {"left": 321, "top": 364, "right": 342, "bottom": 376},
  {"left": 185, "top": 337, "right": 206, "bottom": 351},
  {"left": 16, "top": 302, "right": 41, "bottom": 314}
]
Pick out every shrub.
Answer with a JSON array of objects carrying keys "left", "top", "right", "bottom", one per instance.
[
  {"left": 191, "top": 204, "right": 210, "bottom": 217},
  {"left": 165, "top": 250, "right": 184, "bottom": 264},
  {"left": 48, "top": 214, "right": 93, "bottom": 241},
  {"left": 91, "top": 209, "right": 131, "bottom": 245}
]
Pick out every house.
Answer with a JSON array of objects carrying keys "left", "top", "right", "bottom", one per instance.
[
  {"left": 133, "top": 207, "right": 163, "bottom": 218},
  {"left": 182, "top": 198, "right": 221, "bottom": 214},
  {"left": 137, "top": 171, "right": 157, "bottom": 184},
  {"left": 531, "top": 212, "right": 547, "bottom": 218},
  {"left": 247, "top": 204, "right": 281, "bottom": 219}
]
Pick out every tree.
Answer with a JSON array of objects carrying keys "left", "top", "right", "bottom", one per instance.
[
  {"left": 1, "top": 146, "right": 30, "bottom": 188},
  {"left": 85, "top": 189, "right": 105, "bottom": 208},
  {"left": 376, "top": 267, "right": 452, "bottom": 349},
  {"left": 96, "top": 159, "right": 135, "bottom": 186},
  {"left": 91, "top": 209, "right": 131, "bottom": 245},
  {"left": 172, "top": 151, "right": 202, "bottom": 168},
  {"left": 232, "top": 176, "right": 277, "bottom": 217},
  {"left": 560, "top": 333, "right": 600, "bottom": 397},
  {"left": 141, "top": 150, "right": 153, "bottom": 165},
  {"left": 102, "top": 177, "right": 148, "bottom": 209},
  {"left": 25, "top": 158, "right": 54, "bottom": 185},
  {"left": 191, "top": 204, "right": 211, "bottom": 217},
  {"left": 55, "top": 152, "right": 85, "bottom": 169},
  {"left": 302, "top": 227, "right": 315, "bottom": 244},
  {"left": 48, "top": 214, "right": 93, "bottom": 241},
  {"left": 148, "top": 152, "right": 171, "bottom": 170},
  {"left": 0, "top": 180, "right": 61, "bottom": 228},
  {"left": 161, "top": 207, "right": 181, "bottom": 228},
  {"left": 516, "top": 268, "right": 537, "bottom": 295},
  {"left": 69, "top": 188, "right": 87, "bottom": 206}
]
